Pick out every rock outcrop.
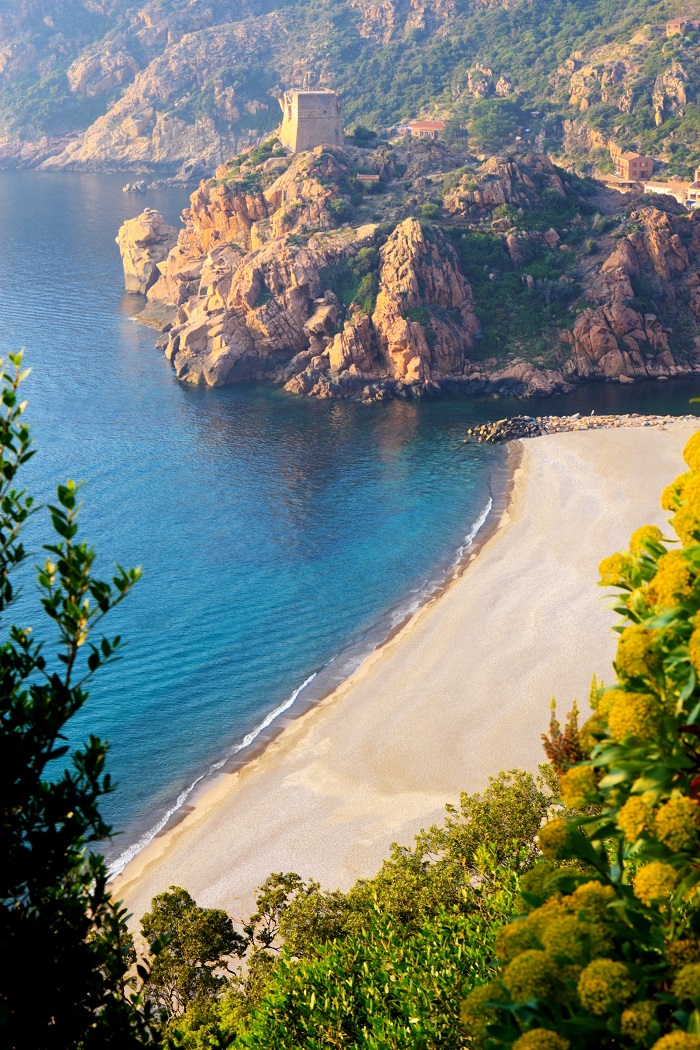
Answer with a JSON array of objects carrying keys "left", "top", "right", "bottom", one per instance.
[
  {"left": 116, "top": 209, "right": 178, "bottom": 294},
  {"left": 443, "top": 154, "right": 567, "bottom": 214},
  {"left": 559, "top": 205, "right": 700, "bottom": 384},
  {"left": 120, "top": 142, "right": 700, "bottom": 401}
]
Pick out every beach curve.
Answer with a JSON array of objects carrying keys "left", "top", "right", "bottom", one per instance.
[{"left": 112, "top": 421, "right": 697, "bottom": 924}]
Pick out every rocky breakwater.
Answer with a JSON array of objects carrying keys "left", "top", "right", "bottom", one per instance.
[
  {"left": 468, "top": 412, "right": 697, "bottom": 443},
  {"left": 116, "top": 209, "right": 177, "bottom": 295}
]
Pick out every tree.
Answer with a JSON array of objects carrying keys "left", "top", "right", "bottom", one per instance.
[
  {"left": 462, "top": 429, "right": 700, "bottom": 1050},
  {"left": 141, "top": 887, "right": 248, "bottom": 1021},
  {"left": 0, "top": 354, "right": 153, "bottom": 1048},
  {"left": 468, "top": 99, "right": 521, "bottom": 150}
]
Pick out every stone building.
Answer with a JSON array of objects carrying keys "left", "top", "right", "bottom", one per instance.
[
  {"left": 614, "top": 150, "right": 654, "bottom": 182},
  {"left": 279, "top": 90, "right": 343, "bottom": 153},
  {"left": 667, "top": 17, "right": 700, "bottom": 35},
  {"left": 686, "top": 167, "right": 700, "bottom": 206}
]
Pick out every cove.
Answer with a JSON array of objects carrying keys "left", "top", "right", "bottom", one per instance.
[{"left": 0, "top": 171, "right": 699, "bottom": 872}]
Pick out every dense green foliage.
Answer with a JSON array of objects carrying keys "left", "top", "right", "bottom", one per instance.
[
  {"left": 146, "top": 770, "right": 553, "bottom": 1048},
  {"left": 142, "top": 888, "right": 247, "bottom": 1021},
  {"left": 0, "top": 355, "right": 154, "bottom": 1047}
]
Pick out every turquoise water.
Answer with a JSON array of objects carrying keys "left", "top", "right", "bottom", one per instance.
[{"left": 1, "top": 172, "right": 700, "bottom": 871}]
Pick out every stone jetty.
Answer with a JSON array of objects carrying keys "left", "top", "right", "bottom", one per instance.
[{"left": 467, "top": 413, "right": 699, "bottom": 443}]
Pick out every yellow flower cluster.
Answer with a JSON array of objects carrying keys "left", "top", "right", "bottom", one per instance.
[
  {"left": 512, "top": 1031, "right": 570, "bottom": 1050},
  {"left": 630, "top": 525, "right": 664, "bottom": 555},
  {"left": 524, "top": 897, "right": 566, "bottom": 939},
  {"left": 672, "top": 505, "right": 700, "bottom": 547},
  {"left": 651, "top": 1035, "right": 700, "bottom": 1050},
  {"left": 569, "top": 881, "right": 615, "bottom": 921},
  {"left": 577, "top": 958, "right": 635, "bottom": 1016},
  {"left": 689, "top": 625, "right": 700, "bottom": 674},
  {"left": 633, "top": 861, "right": 679, "bottom": 905},
  {"left": 684, "top": 431, "right": 700, "bottom": 471},
  {"left": 615, "top": 625, "right": 658, "bottom": 680},
  {"left": 460, "top": 980, "right": 499, "bottom": 1037},
  {"left": 670, "top": 469, "right": 700, "bottom": 544},
  {"left": 663, "top": 480, "right": 684, "bottom": 512},
  {"left": 608, "top": 691, "right": 660, "bottom": 743},
  {"left": 620, "top": 1000, "right": 656, "bottom": 1039},
  {"left": 599, "top": 553, "right": 630, "bottom": 587},
  {"left": 618, "top": 795, "right": 653, "bottom": 843},
  {"left": 684, "top": 472, "right": 700, "bottom": 504},
  {"left": 672, "top": 962, "right": 700, "bottom": 1001},
  {"left": 558, "top": 765, "right": 597, "bottom": 809},
  {"left": 667, "top": 940, "right": 700, "bottom": 969},
  {"left": 502, "top": 950, "right": 558, "bottom": 1002},
  {"left": 655, "top": 798, "right": 700, "bottom": 852},
  {"left": 647, "top": 550, "right": 693, "bottom": 608},
  {"left": 497, "top": 881, "right": 618, "bottom": 960},
  {"left": 541, "top": 914, "right": 611, "bottom": 965},
  {"left": 537, "top": 818, "right": 571, "bottom": 861},
  {"left": 596, "top": 687, "right": 625, "bottom": 718},
  {"left": 495, "top": 918, "right": 538, "bottom": 963},
  {"left": 579, "top": 713, "right": 604, "bottom": 752}
]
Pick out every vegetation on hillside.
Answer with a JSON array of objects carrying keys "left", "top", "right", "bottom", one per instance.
[{"left": 5, "top": 0, "right": 700, "bottom": 175}]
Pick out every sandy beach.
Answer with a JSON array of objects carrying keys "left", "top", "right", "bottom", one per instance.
[{"left": 113, "top": 420, "right": 697, "bottom": 924}]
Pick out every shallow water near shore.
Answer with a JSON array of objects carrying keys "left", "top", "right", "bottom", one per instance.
[{"left": 1, "top": 170, "right": 700, "bottom": 872}]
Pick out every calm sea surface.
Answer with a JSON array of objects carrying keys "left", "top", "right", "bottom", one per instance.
[{"left": 1, "top": 171, "right": 700, "bottom": 870}]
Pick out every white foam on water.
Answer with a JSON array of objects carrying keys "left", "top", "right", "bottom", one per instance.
[{"left": 107, "top": 671, "right": 318, "bottom": 879}]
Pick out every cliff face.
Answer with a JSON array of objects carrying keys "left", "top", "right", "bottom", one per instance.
[
  {"left": 127, "top": 144, "right": 480, "bottom": 396},
  {"left": 560, "top": 204, "right": 700, "bottom": 383},
  {"left": 40, "top": 16, "right": 283, "bottom": 173},
  {"left": 117, "top": 141, "right": 700, "bottom": 402}
]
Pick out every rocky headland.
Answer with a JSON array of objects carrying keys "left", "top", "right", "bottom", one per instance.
[{"left": 116, "top": 136, "right": 700, "bottom": 402}]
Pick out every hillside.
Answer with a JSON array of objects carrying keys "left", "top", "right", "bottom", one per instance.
[
  {"left": 117, "top": 137, "right": 700, "bottom": 400},
  {"left": 4, "top": 0, "right": 700, "bottom": 177}
]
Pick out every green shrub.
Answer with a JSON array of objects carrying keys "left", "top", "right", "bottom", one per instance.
[
  {"left": 164, "top": 770, "right": 552, "bottom": 1047},
  {"left": 329, "top": 198, "right": 354, "bottom": 224}
]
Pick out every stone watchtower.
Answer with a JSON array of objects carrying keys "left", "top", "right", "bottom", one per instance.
[{"left": 278, "top": 90, "right": 343, "bottom": 153}]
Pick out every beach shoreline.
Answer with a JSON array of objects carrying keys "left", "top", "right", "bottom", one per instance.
[
  {"left": 113, "top": 419, "right": 698, "bottom": 926},
  {"left": 107, "top": 442, "right": 517, "bottom": 882}
]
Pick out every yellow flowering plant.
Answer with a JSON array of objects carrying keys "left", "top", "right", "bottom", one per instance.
[{"left": 463, "top": 430, "right": 700, "bottom": 1050}]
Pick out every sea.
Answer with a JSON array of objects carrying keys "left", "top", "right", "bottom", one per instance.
[{"left": 1, "top": 170, "right": 699, "bottom": 874}]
